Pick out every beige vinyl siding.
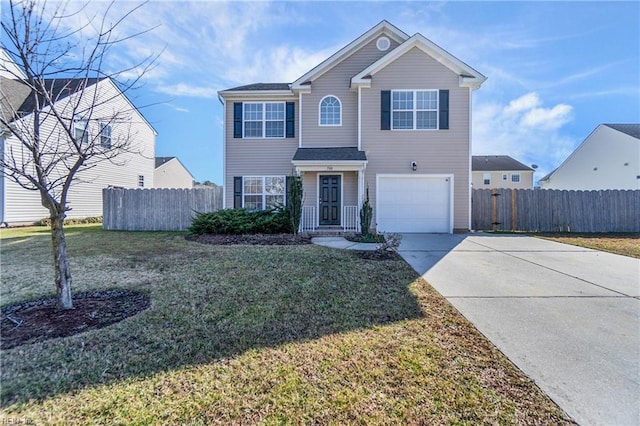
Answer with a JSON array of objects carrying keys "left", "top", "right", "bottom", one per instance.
[
  {"left": 155, "top": 159, "right": 194, "bottom": 188},
  {"left": 472, "top": 171, "right": 534, "bottom": 189},
  {"left": 2, "top": 79, "right": 155, "bottom": 223},
  {"left": 301, "top": 37, "right": 400, "bottom": 148},
  {"left": 361, "top": 47, "right": 472, "bottom": 230},
  {"left": 224, "top": 98, "right": 298, "bottom": 208}
]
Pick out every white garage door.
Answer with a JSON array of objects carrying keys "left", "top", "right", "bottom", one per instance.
[{"left": 377, "top": 175, "right": 452, "bottom": 233}]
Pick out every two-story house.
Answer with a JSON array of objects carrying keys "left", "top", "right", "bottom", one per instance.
[
  {"left": 218, "top": 21, "right": 486, "bottom": 233},
  {"left": 472, "top": 155, "right": 534, "bottom": 189},
  {"left": 1, "top": 62, "right": 156, "bottom": 225}
]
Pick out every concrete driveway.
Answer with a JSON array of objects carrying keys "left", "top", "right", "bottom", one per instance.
[{"left": 398, "top": 233, "right": 640, "bottom": 426}]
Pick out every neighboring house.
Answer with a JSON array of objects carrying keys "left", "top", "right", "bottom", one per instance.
[
  {"left": 218, "top": 21, "right": 486, "bottom": 233},
  {"left": 155, "top": 156, "right": 194, "bottom": 188},
  {"left": 539, "top": 124, "right": 640, "bottom": 190},
  {"left": 472, "top": 155, "right": 534, "bottom": 189},
  {"left": 0, "top": 72, "right": 156, "bottom": 225}
]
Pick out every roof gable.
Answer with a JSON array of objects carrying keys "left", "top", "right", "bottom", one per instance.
[
  {"left": 1, "top": 77, "right": 156, "bottom": 135},
  {"left": 291, "top": 20, "right": 409, "bottom": 91},
  {"left": 352, "top": 33, "right": 486, "bottom": 89},
  {"left": 539, "top": 123, "right": 639, "bottom": 184}
]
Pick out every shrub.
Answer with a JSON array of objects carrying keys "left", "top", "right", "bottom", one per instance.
[
  {"left": 359, "top": 188, "right": 373, "bottom": 236},
  {"left": 188, "top": 208, "right": 292, "bottom": 235},
  {"left": 33, "top": 216, "right": 103, "bottom": 227},
  {"left": 286, "top": 174, "right": 303, "bottom": 234}
]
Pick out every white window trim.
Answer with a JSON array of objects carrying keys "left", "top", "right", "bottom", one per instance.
[
  {"left": 483, "top": 173, "right": 491, "bottom": 185},
  {"left": 318, "top": 95, "right": 342, "bottom": 127},
  {"left": 138, "top": 175, "right": 145, "bottom": 188},
  {"left": 242, "top": 176, "right": 287, "bottom": 210},
  {"left": 511, "top": 173, "right": 521, "bottom": 183},
  {"left": 242, "top": 102, "right": 286, "bottom": 139},
  {"left": 99, "top": 121, "right": 112, "bottom": 148},
  {"left": 391, "top": 89, "right": 439, "bottom": 131},
  {"left": 73, "top": 114, "right": 89, "bottom": 143}
]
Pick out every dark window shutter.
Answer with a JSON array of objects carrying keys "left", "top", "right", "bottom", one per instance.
[
  {"left": 285, "top": 176, "right": 292, "bottom": 206},
  {"left": 233, "top": 103, "right": 243, "bottom": 138},
  {"left": 286, "top": 102, "right": 295, "bottom": 138},
  {"left": 233, "top": 176, "right": 243, "bottom": 208},
  {"left": 439, "top": 90, "right": 449, "bottom": 130},
  {"left": 381, "top": 90, "right": 391, "bottom": 130}
]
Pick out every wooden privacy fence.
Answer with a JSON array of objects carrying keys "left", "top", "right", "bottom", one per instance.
[
  {"left": 472, "top": 188, "right": 640, "bottom": 232},
  {"left": 103, "top": 187, "right": 223, "bottom": 231}
]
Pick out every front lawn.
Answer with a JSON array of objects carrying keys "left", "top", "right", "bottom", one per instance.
[{"left": 0, "top": 225, "right": 572, "bottom": 424}]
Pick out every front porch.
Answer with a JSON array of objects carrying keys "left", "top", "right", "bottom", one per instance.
[{"left": 292, "top": 147, "right": 367, "bottom": 234}]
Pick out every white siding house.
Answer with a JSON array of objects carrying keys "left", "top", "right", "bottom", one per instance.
[
  {"left": 0, "top": 77, "right": 156, "bottom": 225},
  {"left": 539, "top": 124, "right": 640, "bottom": 190}
]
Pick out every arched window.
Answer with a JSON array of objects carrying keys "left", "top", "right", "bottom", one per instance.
[{"left": 319, "top": 95, "right": 341, "bottom": 126}]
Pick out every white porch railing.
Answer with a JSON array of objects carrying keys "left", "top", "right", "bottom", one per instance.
[
  {"left": 299, "top": 205, "right": 317, "bottom": 232},
  {"left": 343, "top": 205, "right": 359, "bottom": 231},
  {"left": 298, "top": 205, "right": 359, "bottom": 233}
]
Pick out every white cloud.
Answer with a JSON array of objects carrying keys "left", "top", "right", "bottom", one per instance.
[
  {"left": 155, "top": 83, "right": 219, "bottom": 99},
  {"left": 473, "top": 92, "right": 577, "bottom": 183},
  {"left": 521, "top": 104, "right": 573, "bottom": 129},
  {"left": 504, "top": 92, "right": 542, "bottom": 114}
]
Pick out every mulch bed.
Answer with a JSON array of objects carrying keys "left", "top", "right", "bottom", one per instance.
[
  {"left": 185, "top": 233, "right": 312, "bottom": 245},
  {"left": 1, "top": 290, "right": 150, "bottom": 350}
]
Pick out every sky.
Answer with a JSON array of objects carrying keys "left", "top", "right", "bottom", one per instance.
[{"left": 3, "top": 1, "right": 639, "bottom": 185}]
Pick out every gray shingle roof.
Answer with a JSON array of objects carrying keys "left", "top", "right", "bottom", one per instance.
[
  {"left": 226, "top": 83, "right": 291, "bottom": 91},
  {"left": 155, "top": 156, "right": 175, "bottom": 168},
  {"left": 603, "top": 123, "right": 640, "bottom": 139},
  {"left": 0, "top": 77, "right": 103, "bottom": 122},
  {"left": 472, "top": 155, "right": 533, "bottom": 172},
  {"left": 0, "top": 76, "right": 31, "bottom": 122},
  {"left": 293, "top": 147, "right": 367, "bottom": 161}
]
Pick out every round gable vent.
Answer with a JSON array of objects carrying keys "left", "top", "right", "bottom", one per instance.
[{"left": 376, "top": 36, "right": 391, "bottom": 51}]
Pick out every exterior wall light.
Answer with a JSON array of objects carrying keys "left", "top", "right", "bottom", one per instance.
[{"left": 411, "top": 161, "right": 417, "bottom": 171}]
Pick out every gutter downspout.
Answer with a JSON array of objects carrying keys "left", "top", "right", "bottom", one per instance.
[
  {"left": 299, "top": 91, "right": 303, "bottom": 148},
  {"left": 218, "top": 93, "right": 226, "bottom": 209}
]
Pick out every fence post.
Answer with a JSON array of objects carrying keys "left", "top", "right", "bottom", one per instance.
[
  {"left": 491, "top": 189, "right": 499, "bottom": 231},
  {"left": 511, "top": 188, "right": 516, "bottom": 231}
]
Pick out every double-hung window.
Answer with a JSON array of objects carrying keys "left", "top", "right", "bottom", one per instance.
[
  {"left": 392, "top": 90, "right": 438, "bottom": 130},
  {"left": 243, "top": 102, "right": 285, "bottom": 138},
  {"left": 99, "top": 122, "right": 112, "bottom": 148},
  {"left": 73, "top": 114, "right": 89, "bottom": 144},
  {"left": 511, "top": 174, "right": 521, "bottom": 183},
  {"left": 243, "top": 176, "right": 285, "bottom": 210}
]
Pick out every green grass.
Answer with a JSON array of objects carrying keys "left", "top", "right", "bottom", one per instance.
[
  {"left": 0, "top": 225, "right": 572, "bottom": 424},
  {"left": 535, "top": 233, "right": 640, "bottom": 258}
]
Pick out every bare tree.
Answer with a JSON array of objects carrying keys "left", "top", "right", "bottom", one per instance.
[{"left": 0, "top": 0, "right": 158, "bottom": 310}]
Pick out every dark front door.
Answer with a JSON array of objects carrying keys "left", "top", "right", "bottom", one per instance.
[{"left": 319, "top": 175, "right": 341, "bottom": 225}]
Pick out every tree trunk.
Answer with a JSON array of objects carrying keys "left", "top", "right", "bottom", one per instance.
[{"left": 51, "top": 214, "right": 73, "bottom": 310}]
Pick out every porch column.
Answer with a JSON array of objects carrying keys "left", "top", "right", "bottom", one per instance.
[{"left": 357, "top": 166, "right": 365, "bottom": 207}]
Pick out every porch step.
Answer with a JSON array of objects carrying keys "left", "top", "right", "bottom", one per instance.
[{"left": 300, "top": 226, "right": 359, "bottom": 237}]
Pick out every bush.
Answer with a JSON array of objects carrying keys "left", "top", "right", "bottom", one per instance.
[
  {"left": 33, "top": 216, "right": 103, "bottom": 227},
  {"left": 359, "top": 188, "right": 373, "bottom": 236},
  {"left": 188, "top": 208, "right": 292, "bottom": 235}
]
